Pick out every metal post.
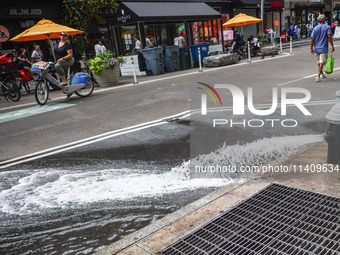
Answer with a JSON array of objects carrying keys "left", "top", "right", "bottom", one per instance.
[
  {"left": 280, "top": 36, "right": 282, "bottom": 54},
  {"left": 325, "top": 91, "right": 340, "bottom": 164},
  {"left": 247, "top": 41, "right": 251, "bottom": 63},
  {"left": 198, "top": 47, "right": 203, "bottom": 72},
  {"left": 131, "top": 57, "right": 138, "bottom": 84},
  {"left": 290, "top": 36, "right": 293, "bottom": 55},
  {"left": 273, "top": 35, "right": 276, "bottom": 47},
  {"left": 261, "top": 0, "right": 264, "bottom": 30}
]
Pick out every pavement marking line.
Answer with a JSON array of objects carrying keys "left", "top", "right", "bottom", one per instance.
[
  {"left": 0, "top": 110, "right": 190, "bottom": 168},
  {"left": 0, "top": 103, "right": 76, "bottom": 124},
  {"left": 0, "top": 121, "right": 168, "bottom": 169},
  {"left": 276, "top": 66, "right": 340, "bottom": 87}
]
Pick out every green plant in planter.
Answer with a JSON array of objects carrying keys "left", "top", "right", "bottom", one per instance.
[
  {"left": 257, "top": 33, "right": 269, "bottom": 46},
  {"left": 87, "top": 51, "right": 125, "bottom": 75}
]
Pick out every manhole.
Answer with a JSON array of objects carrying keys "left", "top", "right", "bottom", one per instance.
[{"left": 161, "top": 183, "right": 340, "bottom": 255}]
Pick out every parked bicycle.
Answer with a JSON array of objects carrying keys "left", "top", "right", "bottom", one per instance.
[
  {"left": 33, "top": 62, "right": 94, "bottom": 105},
  {"left": 0, "top": 53, "right": 21, "bottom": 101}
]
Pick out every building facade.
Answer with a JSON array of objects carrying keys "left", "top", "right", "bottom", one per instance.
[{"left": 0, "top": 0, "right": 337, "bottom": 58}]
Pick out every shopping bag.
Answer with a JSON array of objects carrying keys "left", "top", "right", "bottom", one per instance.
[{"left": 324, "top": 53, "right": 334, "bottom": 74}]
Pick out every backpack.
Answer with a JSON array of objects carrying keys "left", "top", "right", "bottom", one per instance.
[
  {"left": 0, "top": 53, "right": 17, "bottom": 74},
  {"left": 19, "top": 69, "right": 33, "bottom": 82}
]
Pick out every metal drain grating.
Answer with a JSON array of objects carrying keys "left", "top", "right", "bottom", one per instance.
[{"left": 161, "top": 183, "right": 340, "bottom": 255}]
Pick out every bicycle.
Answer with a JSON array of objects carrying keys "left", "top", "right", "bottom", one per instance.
[
  {"left": 0, "top": 53, "right": 21, "bottom": 102},
  {"left": 33, "top": 62, "right": 94, "bottom": 105},
  {"left": 0, "top": 73, "right": 21, "bottom": 102},
  {"left": 72, "top": 55, "right": 98, "bottom": 86}
]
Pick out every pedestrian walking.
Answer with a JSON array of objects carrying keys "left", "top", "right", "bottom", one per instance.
[
  {"left": 174, "top": 32, "right": 186, "bottom": 48},
  {"left": 94, "top": 39, "right": 102, "bottom": 56},
  {"left": 132, "top": 35, "right": 141, "bottom": 53},
  {"left": 306, "top": 22, "right": 312, "bottom": 39},
  {"left": 263, "top": 26, "right": 269, "bottom": 41},
  {"left": 331, "top": 22, "right": 336, "bottom": 35},
  {"left": 145, "top": 36, "right": 153, "bottom": 48},
  {"left": 288, "top": 23, "right": 295, "bottom": 40},
  {"left": 295, "top": 25, "right": 301, "bottom": 41},
  {"left": 311, "top": 14, "right": 335, "bottom": 82}
]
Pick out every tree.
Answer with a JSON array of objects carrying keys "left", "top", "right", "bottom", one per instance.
[{"left": 63, "top": 0, "right": 118, "bottom": 55}]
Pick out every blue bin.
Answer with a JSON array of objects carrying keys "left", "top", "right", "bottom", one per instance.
[
  {"left": 140, "top": 47, "right": 164, "bottom": 75},
  {"left": 189, "top": 43, "right": 209, "bottom": 67},
  {"left": 164, "top": 46, "right": 180, "bottom": 72}
]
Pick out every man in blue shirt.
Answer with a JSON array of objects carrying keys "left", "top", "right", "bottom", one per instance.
[{"left": 311, "top": 14, "right": 335, "bottom": 82}]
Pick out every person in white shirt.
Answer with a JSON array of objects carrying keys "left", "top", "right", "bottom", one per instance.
[
  {"left": 133, "top": 35, "right": 141, "bottom": 53},
  {"left": 94, "top": 39, "right": 102, "bottom": 56},
  {"left": 248, "top": 35, "right": 260, "bottom": 56},
  {"left": 31, "top": 44, "right": 44, "bottom": 62},
  {"left": 100, "top": 40, "right": 107, "bottom": 52},
  {"left": 174, "top": 32, "right": 186, "bottom": 48}
]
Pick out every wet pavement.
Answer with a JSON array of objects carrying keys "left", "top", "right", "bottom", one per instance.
[{"left": 101, "top": 141, "right": 339, "bottom": 255}]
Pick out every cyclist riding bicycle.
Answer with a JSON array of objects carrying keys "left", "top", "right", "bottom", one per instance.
[{"left": 54, "top": 31, "right": 74, "bottom": 87}]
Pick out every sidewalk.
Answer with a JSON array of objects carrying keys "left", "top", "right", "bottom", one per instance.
[{"left": 94, "top": 141, "right": 340, "bottom": 255}]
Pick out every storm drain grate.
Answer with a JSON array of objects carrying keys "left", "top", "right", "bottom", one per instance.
[{"left": 161, "top": 183, "right": 340, "bottom": 255}]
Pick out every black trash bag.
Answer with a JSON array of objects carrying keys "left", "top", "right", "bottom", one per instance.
[{"left": 137, "top": 52, "right": 147, "bottom": 72}]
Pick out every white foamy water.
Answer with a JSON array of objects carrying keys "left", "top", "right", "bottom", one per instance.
[
  {"left": 0, "top": 134, "right": 323, "bottom": 215},
  {"left": 192, "top": 134, "right": 323, "bottom": 168}
]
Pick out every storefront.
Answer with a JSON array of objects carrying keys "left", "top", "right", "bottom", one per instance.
[
  {"left": 264, "top": 0, "right": 284, "bottom": 40},
  {"left": 0, "top": 1, "right": 63, "bottom": 58},
  {"left": 289, "top": 1, "right": 325, "bottom": 38},
  {"left": 333, "top": 2, "right": 340, "bottom": 23},
  {"left": 233, "top": 0, "right": 273, "bottom": 39},
  {"left": 109, "top": 1, "right": 222, "bottom": 56}
]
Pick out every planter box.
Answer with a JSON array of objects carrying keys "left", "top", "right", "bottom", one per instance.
[{"left": 94, "top": 67, "right": 119, "bottom": 87}]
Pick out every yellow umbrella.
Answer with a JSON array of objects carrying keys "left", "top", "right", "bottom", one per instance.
[
  {"left": 10, "top": 19, "right": 83, "bottom": 41},
  {"left": 223, "top": 13, "right": 262, "bottom": 34},
  {"left": 10, "top": 19, "right": 84, "bottom": 60}
]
